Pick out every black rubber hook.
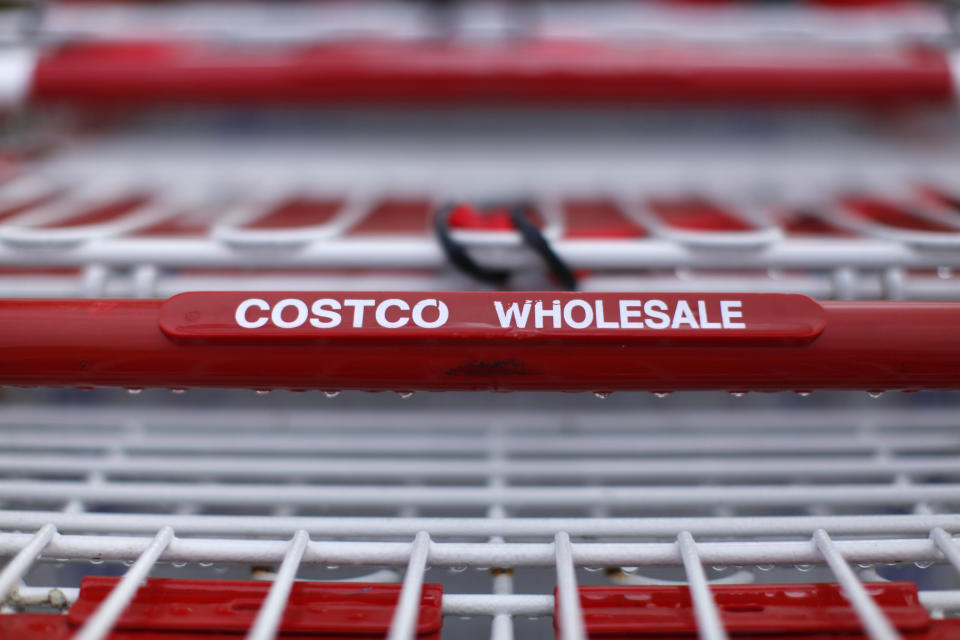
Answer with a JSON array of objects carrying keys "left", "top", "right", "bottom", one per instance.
[
  {"left": 434, "top": 201, "right": 578, "bottom": 290},
  {"left": 510, "top": 204, "right": 578, "bottom": 291},
  {"left": 434, "top": 203, "right": 512, "bottom": 286}
]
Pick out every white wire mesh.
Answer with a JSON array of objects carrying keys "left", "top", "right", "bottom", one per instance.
[
  {"left": 0, "top": 397, "right": 958, "bottom": 640},
  {"left": 37, "top": 0, "right": 951, "bottom": 45}
]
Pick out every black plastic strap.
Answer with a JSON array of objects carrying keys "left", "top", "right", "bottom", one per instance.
[
  {"left": 434, "top": 203, "right": 512, "bottom": 286},
  {"left": 510, "top": 204, "right": 578, "bottom": 291},
  {"left": 434, "top": 202, "right": 578, "bottom": 290}
]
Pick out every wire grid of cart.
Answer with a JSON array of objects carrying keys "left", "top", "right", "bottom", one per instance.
[{"left": 0, "top": 398, "right": 959, "bottom": 639}]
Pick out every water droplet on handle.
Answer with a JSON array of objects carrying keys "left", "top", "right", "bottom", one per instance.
[
  {"left": 125, "top": 388, "right": 143, "bottom": 395},
  {"left": 653, "top": 391, "right": 672, "bottom": 398},
  {"left": 171, "top": 388, "right": 187, "bottom": 394},
  {"left": 867, "top": 390, "right": 884, "bottom": 399},
  {"left": 323, "top": 391, "right": 340, "bottom": 398},
  {"left": 255, "top": 389, "right": 270, "bottom": 395},
  {"left": 396, "top": 391, "right": 415, "bottom": 399},
  {"left": 593, "top": 392, "right": 611, "bottom": 399}
]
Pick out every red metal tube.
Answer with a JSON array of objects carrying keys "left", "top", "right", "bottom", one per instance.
[
  {"left": 29, "top": 40, "right": 955, "bottom": 106},
  {"left": 0, "top": 292, "right": 957, "bottom": 392}
]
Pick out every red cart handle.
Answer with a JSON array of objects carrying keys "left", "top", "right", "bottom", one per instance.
[
  {"left": 29, "top": 40, "right": 954, "bottom": 107},
  {"left": 0, "top": 291, "right": 957, "bottom": 392}
]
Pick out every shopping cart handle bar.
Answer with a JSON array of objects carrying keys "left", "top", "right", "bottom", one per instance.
[
  {"left": 27, "top": 41, "right": 956, "bottom": 107},
  {"left": 159, "top": 292, "right": 826, "bottom": 343},
  {"left": 0, "top": 292, "right": 956, "bottom": 392}
]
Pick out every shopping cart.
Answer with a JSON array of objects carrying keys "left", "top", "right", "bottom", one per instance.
[{"left": 1, "top": 0, "right": 960, "bottom": 638}]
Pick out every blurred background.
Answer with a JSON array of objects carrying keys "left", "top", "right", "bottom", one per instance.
[{"left": 0, "top": 0, "right": 956, "bottom": 296}]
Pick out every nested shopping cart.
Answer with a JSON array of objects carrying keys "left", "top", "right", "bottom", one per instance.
[{"left": 2, "top": 0, "right": 960, "bottom": 639}]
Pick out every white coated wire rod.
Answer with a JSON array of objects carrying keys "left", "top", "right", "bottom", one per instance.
[
  {"left": 213, "top": 196, "right": 373, "bottom": 247},
  {"left": 3, "top": 512, "right": 960, "bottom": 541},
  {"left": 388, "top": 531, "right": 432, "bottom": 640},
  {"left": 4, "top": 427, "right": 960, "bottom": 458},
  {"left": 2, "top": 533, "right": 957, "bottom": 568},
  {"left": 0, "top": 404, "right": 948, "bottom": 424},
  {"left": 487, "top": 430, "right": 513, "bottom": 640},
  {"left": 0, "top": 405, "right": 954, "bottom": 431},
  {"left": 0, "top": 199, "right": 176, "bottom": 246},
  {"left": 2, "top": 480, "right": 958, "bottom": 508},
  {"left": 4, "top": 237, "right": 960, "bottom": 269},
  {"left": 0, "top": 524, "right": 55, "bottom": 602},
  {"left": 147, "top": 274, "right": 464, "bottom": 298},
  {"left": 918, "top": 590, "right": 960, "bottom": 611},
  {"left": 553, "top": 532, "right": 586, "bottom": 640},
  {"left": 491, "top": 612, "right": 513, "bottom": 640},
  {"left": 73, "top": 526, "right": 174, "bottom": 640},
  {"left": 141, "top": 273, "right": 960, "bottom": 303},
  {"left": 3, "top": 271, "right": 960, "bottom": 301},
  {"left": 677, "top": 531, "right": 728, "bottom": 640},
  {"left": 246, "top": 529, "right": 309, "bottom": 640},
  {"left": 5, "top": 453, "right": 959, "bottom": 481},
  {"left": 812, "top": 529, "right": 901, "bottom": 640},
  {"left": 930, "top": 528, "right": 960, "bottom": 574},
  {"left": 451, "top": 589, "right": 960, "bottom": 618},
  {"left": 37, "top": 0, "right": 950, "bottom": 44},
  {"left": 7, "top": 431, "right": 956, "bottom": 456},
  {"left": 444, "top": 594, "right": 554, "bottom": 617},
  {"left": 6, "top": 585, "right": 80, "bottom": 608}
]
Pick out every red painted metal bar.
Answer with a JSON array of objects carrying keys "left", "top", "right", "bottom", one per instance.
[
  {"left": 0, "top": 292, "right": 957, "bottom": 391},
  {"left": 29, "top": 40, "right": 955, "bottom": 106}
]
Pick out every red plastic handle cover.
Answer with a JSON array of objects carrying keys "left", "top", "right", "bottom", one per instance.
[
  {"left": 68, "top": 577, "right": 443, "bottom": 635},
  {"left": 0, "top": 577, "right": 443, "bottom": 638},
  {"left": 561, "top": 582, "right": 960, "bottom": 638},
  {"left": 159, "top": 292, "right": 826, "bottom": 343}
]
